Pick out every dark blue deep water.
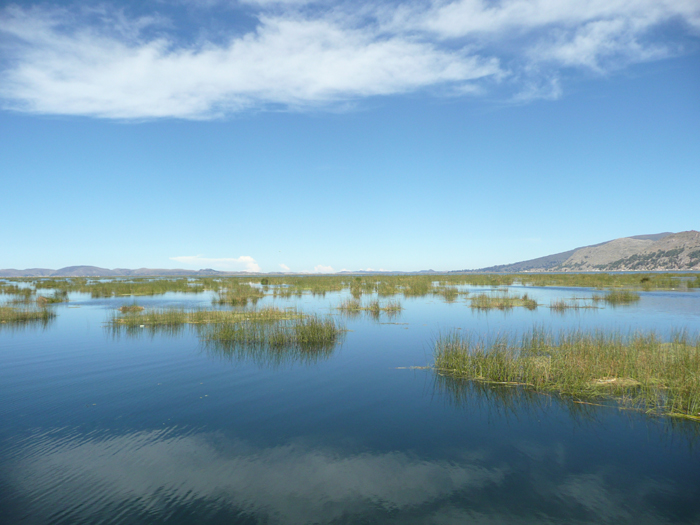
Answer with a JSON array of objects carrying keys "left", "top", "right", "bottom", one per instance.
[{"left": 1, "top": 285, "right": 700, "bottom": 524}]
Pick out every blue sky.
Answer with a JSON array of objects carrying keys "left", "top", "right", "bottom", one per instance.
[{"left": 1, "top": 0, "right": 699, "bottom": 273}]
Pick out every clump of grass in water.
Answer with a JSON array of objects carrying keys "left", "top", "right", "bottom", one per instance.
[
  {"left": 119, "top": 304, "right": 145, "bottom": 313},
  {"left": 549, "top": 299, "right": 596, "bottom": 311},
  {"left": 36, "top": 290, "right": 69, "bottom": 305},
  {"left": 383, "top": 300, "right": 403, "bottom": 312},
  {"left": 203, "top": 315, "right": 344, "bottom": 349},
  {"left": 337, "top": 298, "right": 362, "bottom": 311},
  {"left": 433, "top": 286, "right": 461, "bottom": 302},
  {"left": 214, "top": 284, "right": 265, "bottom": 307},
  {"left": 202, "top": 316, "right": 343, "bottom": 367},
  {"left": 433, "top": 328, "right": 700, "bottom": 420},
  {"left": 336, "top": 298, "right": 403, "bottom": 316},
  {"left": 470, "top": 293, "right": 537, "bottom": 310},
  {"left": 593, "top": 290, "right": 641, "bottom": 305},
  {"left": 110, "top": 306, "right": 300, "bottom": 327},
  {"left": 0, "top": 306, "right": 56, "bottom": 324}
]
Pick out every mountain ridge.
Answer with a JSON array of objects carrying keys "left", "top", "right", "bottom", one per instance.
[
  {"left": 3, "top": 232, "right": 699, "bottom": 276},
  {"left": 471, "top": 231, "right": 699, "bottom": 272}
]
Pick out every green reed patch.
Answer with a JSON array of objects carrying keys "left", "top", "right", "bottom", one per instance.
[
  {"left": 119, "top": 304, "right": 145, "bottom": 313},
  {"left": 214, "top": 283, "right": 265, "bottom": 306},
  {"left": 110, "top": 306, "right": 300, "bottom": 327},
  {"left": 593, "top": 290, "right": 641, "bottom": 305},
  {"left": 433, "top": 329, "right": 700, "bottom": 420},
  {"left": 0, "top": 306, "right": 56, "bottom": 324},
  {"left": 202, "top": 315, "right": 344, "bottom": 349},
  {"left": 470, "top": 293, "right": 537, "bottom": 310},
  {"left": 549, "top": 299, "right": 597, "bottom": 311},
  {"left": 36, "top": 290, "right": 69, "bottom": 305},
  {"left": 201, "top": 315, "right": 343, "bottom": 367},
  {"left": 337, "top": 298, "right": 403, "bottom": 313}
]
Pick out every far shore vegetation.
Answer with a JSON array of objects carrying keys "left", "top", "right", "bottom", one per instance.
[
  {"left": 2, "top": 271, "right": 698, "bottom": 302},
  {"left": 433, "top": 328, "right": 700, "bottom": 421}
]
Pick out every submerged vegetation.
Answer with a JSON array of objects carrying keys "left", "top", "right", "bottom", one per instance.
[{"left": 433, "top": 329, "right": 700, "bottom": 420}]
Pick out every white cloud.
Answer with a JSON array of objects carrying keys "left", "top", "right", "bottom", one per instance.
[
  {"left": 0, "top": 5, "right": 500, "bottom": 119},
  {"left": 314, "top": 264, "right": 334, "bottom": 273},
  {"left": 279, "top": 263, "right": 291, "bottom": 271},
  {"left": 0, "top": 1, "right": 697, "bottom": 118},
  {"left": 170, "top": 254, "right": 261, "bottom": 272}
]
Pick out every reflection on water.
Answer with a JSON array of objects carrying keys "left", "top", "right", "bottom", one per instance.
[
  {"left": 433, "top": 373, "right": 700, "bottom": 443},
  {"left": 3, "top": 426, "right": 698, "bottom": 524},
  {"left": 202, "top": 338, "right": 338, "bottom": 368},
  {"left": 2, "top": 284, "right": 700, "bottom": 523},
  {"left": 106, "top": 322, "right": 191, "bottom": 339},
  {"left": 337, "top": 308, "right": 403, "bottom": 322},
  {"left": 0, "top": 317, "right": 55, "bottom": 332}
]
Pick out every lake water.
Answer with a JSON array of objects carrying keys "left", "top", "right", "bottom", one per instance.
[{"left": 2, "top": 284, "right": 700, "bottom": 524}]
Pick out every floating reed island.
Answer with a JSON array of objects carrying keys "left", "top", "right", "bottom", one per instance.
[{"left": 433, "top": 329, "right": 700, "bottom": 420}]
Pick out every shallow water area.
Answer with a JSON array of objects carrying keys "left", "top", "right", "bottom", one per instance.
[{"left": 1, "top": 283, "right": 700, "bottom": 524}]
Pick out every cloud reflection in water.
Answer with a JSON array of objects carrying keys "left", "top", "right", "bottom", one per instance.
[{"left": 4, "top": 424, "right": 697, "bottom": 524}]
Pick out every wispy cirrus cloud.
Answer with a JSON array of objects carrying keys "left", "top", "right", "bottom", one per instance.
[
  {"left": 170, "top": 254, "right": 261, "bottom": 272},
  {"left": 0, "top": 0, "right": 697, "bottom": 118}
]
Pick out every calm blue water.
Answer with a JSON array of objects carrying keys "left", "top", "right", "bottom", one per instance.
[{"left": 1, "top": 286, "right": 700, "bottom": 524}]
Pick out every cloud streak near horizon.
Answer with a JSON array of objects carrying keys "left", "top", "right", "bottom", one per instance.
[
  {"left": 170, "top": 254, "right": 261, "bottom": 272},
  {"left": 0, "top": 0, "right": 698, "bottom": 119}
]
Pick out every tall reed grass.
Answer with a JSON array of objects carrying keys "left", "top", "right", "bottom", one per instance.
[
  {"left": 202, "top": 315, "right": 344, "bottom": 350},
  {"left": 110, "top": 306, "right": 299, "bottom": 327},
  {"left": 470, "top": 293, "right": 537, "bottom": 310},
  {"left": 0, "top": 306, "right": 56, "bottom": 324},
  {"left": 593, "top": 290, "right": 641, "bottom": 305},
  {"left": 434, "top": 328, "right": 700, "bottom": 419}
]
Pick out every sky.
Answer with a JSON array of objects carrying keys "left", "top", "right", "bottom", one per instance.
[{"left": 1, "top": 0, "right": 699, "bottom": 273}]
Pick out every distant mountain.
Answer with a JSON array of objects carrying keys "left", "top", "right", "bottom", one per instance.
[
  {"left": 4, "top": 233, "right": 699, "bottom": 277},
  {"left": 0, "top": 266, "right": 247, "bottom": 277},
  {"left": 471, "top": 231, "right": 700, "bottom": 272},
  {"left": 0, "top": 266, "right": 437, "bottom": 277}
]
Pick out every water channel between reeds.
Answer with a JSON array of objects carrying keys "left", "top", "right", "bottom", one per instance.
[{"left": 1, "top": 278, "right": 700, "bottom": 524}]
